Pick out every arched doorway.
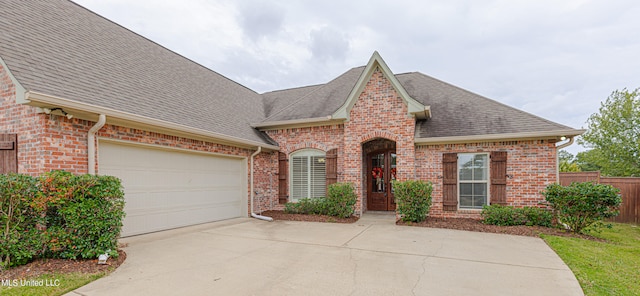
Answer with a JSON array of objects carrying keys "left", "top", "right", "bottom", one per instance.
[{"left": 363, "top": 139, "right": 396, "bottom": 211}]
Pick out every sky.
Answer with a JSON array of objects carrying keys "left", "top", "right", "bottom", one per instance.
[{"left": 73, "top": 0, "right": 640, "bottom": 155}]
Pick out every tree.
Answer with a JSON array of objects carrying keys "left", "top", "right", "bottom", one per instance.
[
  {"left": 574, "top": 149, "right": 604, "bottom": 172},
  {"left": 578, "top": 88, "right": 640, "bottom": 177},
  {"left": 558, "top": 150, "right": 581, "bottom": 172}
]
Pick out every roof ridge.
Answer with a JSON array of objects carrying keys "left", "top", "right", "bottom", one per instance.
[
  {"left": 69, "top": 0, "right": 259, "bottom": 96},
  {"left": 261, "top": 66, "right": 365, "bottom": 122},
  {"left": 410, "top": 71, "right": 574, "bottom": 129},
  {"left": 262, "top": 83, "right": 324, "bottom": 95}
]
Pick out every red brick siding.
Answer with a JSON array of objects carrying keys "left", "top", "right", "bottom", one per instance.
[
  {"left": 415, "top": 141, "right": 557, "bottom": 218},
  {"left": 252, "top": 151, "right": 278, "bottom": 213},
  {"left": 343, "top": 68, "right": 415, "bottom": 214},
  {"left": 265, "top": 124, "right": 344, "bottom": 209},
  {"left": 0, "top": 63, "right": 50, "bottom": 175},
  {"left": 262, "top": 68, "right": 417, "bottom": 214}
]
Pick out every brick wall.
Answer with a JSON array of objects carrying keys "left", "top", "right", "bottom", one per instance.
[
  {"left": 265, "top": 124, "right": 344, "bottom": 209},
  {"left": 343, "top": 68, "right": 416, "bottom": 214},
  {"left": 415, "top": 140, "right": 557, "bottom": 218},
  {"left": 0, "top": 63, "right": 48, "bottom": 175}
]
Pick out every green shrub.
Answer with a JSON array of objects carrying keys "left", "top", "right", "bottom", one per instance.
[
  {"left": 0, "top": 171, "right": 125, "bottom": 269},
  {"left": 542, "top": 182, "right": 621, "bottom": 233},
  {"left": 481, "top": 205, "right": 553, "bottom": 227},
  {"left": 0, "top": 173, "right": 41, "bottom": 269},
  {"left": 521, "top": 206, "right": 553, "bottom": 227},
  {"left": 481, "top": 205, "right": 526, "bottom": 226},
  {"left": 285, "top": 198, "right": 326, "bottom": 215},
  {"left": 54, "top": 175, "right": 125, "bottom": 259},
  {"left": 284, "top": 183, "right": 357, "bottom": 218},
  {"left": 326, "top": 183, "right": 357, "bottom": 218},
  {"left": 393, "top": 180, "right": 433, "bottom": 222}
]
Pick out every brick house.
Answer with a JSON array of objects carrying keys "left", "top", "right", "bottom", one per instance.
[{"left": 1, "top": 0, "right": 583, "bottom": 236}]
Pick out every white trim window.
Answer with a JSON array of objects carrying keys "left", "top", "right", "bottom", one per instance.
[
  {"left": 458, "top": 153, "right": 489, "bottom": 209},
  {"left": 290, "top": 149, "right": 326, "bottom": 201}
]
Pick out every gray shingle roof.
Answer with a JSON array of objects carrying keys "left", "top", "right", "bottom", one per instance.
[
  {"left": 397, "top": 72, "right": 575, "bottom": 138},
  {"left": 262, "top": 84, "right": 323, "bottom": 118},
  {"left": 262, "top": 67, "right": 364, "bottom": 122},
  {"left": 262, "top": 69, "right": 576, "bottom": 138},
  {"left": 0, "top": 0, "right": 269, "bottom": 144}
]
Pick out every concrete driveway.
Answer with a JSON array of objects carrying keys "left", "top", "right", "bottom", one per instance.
[{"left": 67, "top": 214, "right": 583, "bottom": 296}]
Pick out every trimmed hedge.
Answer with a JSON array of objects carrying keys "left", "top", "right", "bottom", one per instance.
[
  {"left": 0, "top": 171, "right": 125, "bottom": 269},
  {"left": 542, "top": 182, "right": 621, "bottom": 233},
  {"left": 481, "top": 205, "right": 553, "bottom": 227},
  {"left": 393, "top": 180, "right": 433, "bottom": 223},
  {"left": 284, "top": 182, "right": 356, "bottom": 218}
]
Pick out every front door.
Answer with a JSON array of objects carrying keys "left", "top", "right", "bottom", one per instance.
[{"left": 367, "top": 150, "right": 396, "bottom": 211}]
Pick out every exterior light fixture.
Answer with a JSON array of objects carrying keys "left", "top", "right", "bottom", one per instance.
[{"left": 560, "top": 136, "right": 567, "bottom": 141}]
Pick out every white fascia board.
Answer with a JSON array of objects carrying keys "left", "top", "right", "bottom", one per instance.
[
  {"left": 414, "top": 129, "right": 586, "bottom": 145},
  {"left": 252, "top": 116, "right": 344, "bottom": 130}
]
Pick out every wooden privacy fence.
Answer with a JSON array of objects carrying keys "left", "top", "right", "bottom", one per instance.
[{"left": 560, "top": 172, "right": 640, "bottom": 224}]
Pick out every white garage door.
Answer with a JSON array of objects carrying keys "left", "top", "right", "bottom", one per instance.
[{"left": 98, "top": 140, "right": 246, "bottom": 237}]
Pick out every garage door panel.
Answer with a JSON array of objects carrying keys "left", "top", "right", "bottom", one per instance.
[{"left": 98, "top": 141, "right": 246, "bottom": 237}]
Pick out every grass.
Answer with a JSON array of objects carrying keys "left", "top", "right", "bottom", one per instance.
[
  {"left": 542, "top": 223, "right": 640, "bottom": 296},
  {"left": 0, "top": 272, "right": 107, "bottom": 296}
]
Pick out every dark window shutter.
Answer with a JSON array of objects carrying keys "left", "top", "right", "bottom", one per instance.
[
  {"left": 0, "top": 134, "right": 18, "bottom": 174},
  {"left": 326, "top": 148, "right": 338, "bottom": 189},
  {"left": 278, "top": 152, "right": 288, "bottom": 204},
  {"left": 490, "top": 151, "right": 508, "bottom": 206},
  {"left": 442, "top": 153, "right": 458, "bottom": 211}
]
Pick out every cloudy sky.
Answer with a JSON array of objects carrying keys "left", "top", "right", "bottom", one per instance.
[{"left": 73, "top": 0, "right": 640, "bottom": 154}]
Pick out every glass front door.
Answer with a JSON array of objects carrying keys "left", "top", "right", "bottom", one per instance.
[{"left": 367, "top": 150, "right": 396, "bottom": 211}]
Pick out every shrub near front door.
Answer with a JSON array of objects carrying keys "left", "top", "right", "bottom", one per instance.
[{"left": 393, "top": 180, "right": 433, "bottom": 222}]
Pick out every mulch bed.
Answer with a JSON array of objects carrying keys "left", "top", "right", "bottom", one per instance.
[
  {"left": 1, "top": 250, "right": 126, "bottom": 280},
  {"left": 261, "top": 210, "right": 359, "bottom": 223},
  {"left": 262, "top": 210, "right": 602, "bottom": 241},
  {"left": 398, "top": 217, "right": 605, "bottom": 241}
]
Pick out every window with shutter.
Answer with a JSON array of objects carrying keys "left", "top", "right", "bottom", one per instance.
[
  {"left": 442, "top": 153, "right": 458, "bottom": 211},
  {"left": 458, "top": 153, "right": 489, "bottom": 209},
  {"left": 278, "top": 152, "right": 288, "bottom": 204},
  {"left": 490, "top": 151, "right": 508, "bottom": 206},
  {"left": 290, "top": 149, "right": 326, "bottom": 201},
  {"left": 325, "top": 148, "right": 338, "bottom": 188}
]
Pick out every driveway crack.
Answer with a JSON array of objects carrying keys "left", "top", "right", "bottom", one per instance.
[
  {"left": 412, "top": 256, "right": 428, "bottom": 296},
  {"left": 347, "top": 248, "right": 358, "bottom": 296},
  {"left": 341, "top": 224, "right": 373, "bottom": 247}
]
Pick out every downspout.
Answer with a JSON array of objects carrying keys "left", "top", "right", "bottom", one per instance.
[
  {"left": 88, "top": 114, "right": 106, "bottom": 175},
  {"left": 555, "top": 136, "right": 575, "bottom": 182},
  {"left": 250, "top": 146, "right": 273, "bottom": 221}
]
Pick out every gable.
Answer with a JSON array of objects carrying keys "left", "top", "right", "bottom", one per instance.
[{"left": 332, "top": 51, "right": 429, "bottom": 121}]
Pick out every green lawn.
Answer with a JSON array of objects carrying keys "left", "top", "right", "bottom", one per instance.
[
  {"left": 0, "top": 272, "right": 106, "bottom": 296},
  {"left": 543, "top": 223, "right": 640, "bottom": 296}
]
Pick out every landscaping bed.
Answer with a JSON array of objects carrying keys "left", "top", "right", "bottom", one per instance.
[
  {"left": 397, "top": 217, "right": 604, "bottom": 241},
  {"left": 0, "top": 250, "right": 126, "bottom": 280},
  {"left": 263, "top": 210, "right": 601, "bottom": 241},
  {"left": 261, "top": 210, "right": 359, "bottom": 223}
]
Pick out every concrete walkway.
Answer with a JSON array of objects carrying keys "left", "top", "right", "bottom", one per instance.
[{"left": 67, "top": 214, "right": 583, "bottom": 296}]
